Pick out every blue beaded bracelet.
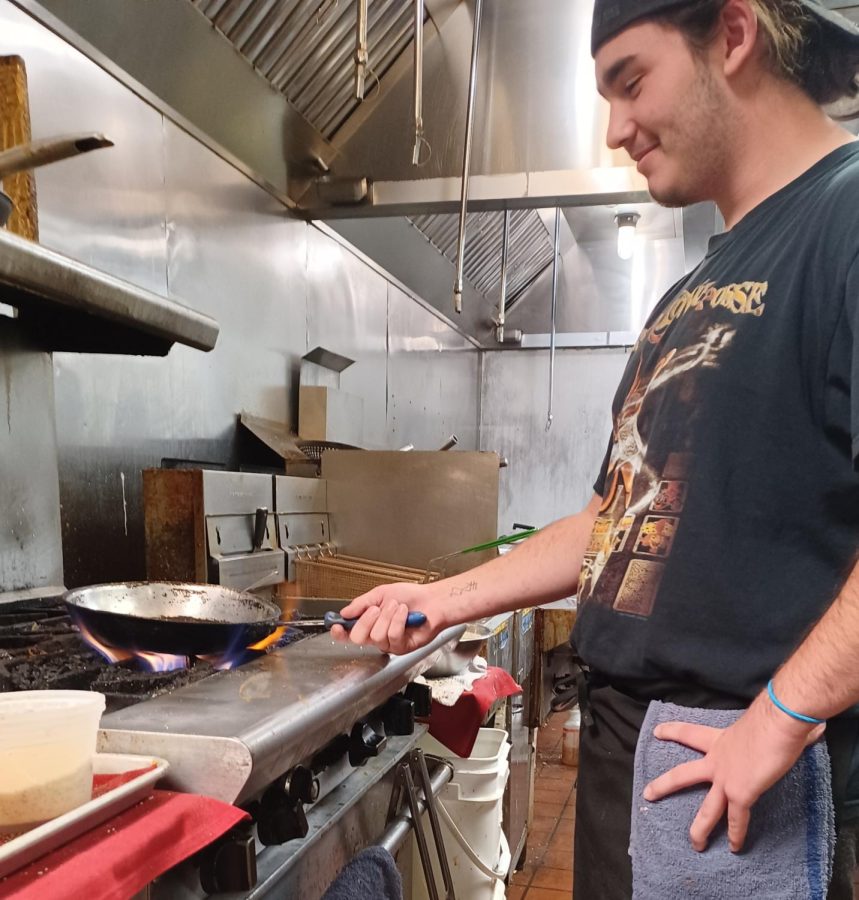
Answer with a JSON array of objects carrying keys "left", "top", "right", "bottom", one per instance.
[{"left": 766, "top": 680, "right": 825, "bottom": 725}]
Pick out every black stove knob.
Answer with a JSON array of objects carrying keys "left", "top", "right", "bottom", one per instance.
[
  {"left": 312, "top": 733, "right": 350, "bottom": 772},
  {"left": 256, "top": 781, "right": 310, "bottom": 845},
  {"left": 349, "top": 720, "right": 387, "bottom": 767},
  {"left": 199, "top": 822, "right": 257, "bottom": 893},
  {"left": 284, "top": 765, "right": 320, "bottom": 804},
  {"left": 405, "top": 682, "right": 433, "bottom": 717},
  {"left": 256, "top": 796, "right": 309, "bottom": 846},
  {"left": 383, "top": 695, "right": 415, "bottom": 736}
]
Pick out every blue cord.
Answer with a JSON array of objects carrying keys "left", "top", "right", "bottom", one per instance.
[{"left": 766, "top": 679, "right": 825, "bottom": 725}]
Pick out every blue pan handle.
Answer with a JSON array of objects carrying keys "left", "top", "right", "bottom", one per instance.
[{"left": 323, "top": 611, "right": 428, "bottom": 631}]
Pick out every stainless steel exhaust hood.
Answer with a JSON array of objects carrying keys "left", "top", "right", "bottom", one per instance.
[{"left": 8, "top": 0, "right": 732, "bottom": 344}]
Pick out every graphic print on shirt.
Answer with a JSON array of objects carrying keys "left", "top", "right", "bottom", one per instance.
[{"left": 578, "top": 278, "right": 768, "bottom": 618}]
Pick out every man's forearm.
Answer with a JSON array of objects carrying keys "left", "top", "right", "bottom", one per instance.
[
  {"left": 769, "top": 556, "right": 859, "bottom": 721},
  {"left": 426, "top": 493, "right": 601, "bottom": 625}
]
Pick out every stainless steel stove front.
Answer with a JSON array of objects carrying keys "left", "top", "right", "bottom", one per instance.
[
  {"left": 98, "top": 625, "right": 463, "bottom": 804},
  {"left": 147, "top": 729, "right": 455, "bottom": 899}
]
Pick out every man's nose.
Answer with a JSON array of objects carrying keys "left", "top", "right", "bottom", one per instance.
[{"left": 606, "top": 104, "right": 636, "bottom": 153}]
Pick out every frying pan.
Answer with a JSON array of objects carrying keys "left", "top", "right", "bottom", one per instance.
[
  {"left": 63, "top": 582, "right": 291, "bottom": 656},
  {"left": 63, "top": 581, "right": 425, "bottom": 657}
]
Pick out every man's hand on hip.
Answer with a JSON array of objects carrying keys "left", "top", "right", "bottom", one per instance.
[{"left": 642, "top": 694, "right": 825, "bottom": 852}]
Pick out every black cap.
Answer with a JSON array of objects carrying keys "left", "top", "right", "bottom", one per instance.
[{"left": 591, "top": 0, "right": 859, "bottom": 56}]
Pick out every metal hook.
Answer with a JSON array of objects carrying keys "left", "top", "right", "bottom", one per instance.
[
  {"left": 362, "top": 63, "right": 381, "bottom": 102},
  {"left": 412, "top": 132, "right": 433, "bottom": 168}
]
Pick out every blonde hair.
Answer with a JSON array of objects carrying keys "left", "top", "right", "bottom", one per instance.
[
  {"left": 657, "top": 0, "right": 859, "bottom": 109},
  {"left": 750, "top": 0, "right": 807, "bottom": 78}
]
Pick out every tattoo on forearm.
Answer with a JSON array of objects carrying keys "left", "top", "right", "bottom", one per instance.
[{"left": 450, "top": 581, "right": 478, "bottom": 597}]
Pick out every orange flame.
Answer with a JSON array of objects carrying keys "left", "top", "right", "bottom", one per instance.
[
  {"left": 75, "top": 617, "right": 287, "bottom": 674},
  {"left": 247, "top": 626, "right": 287, "bottom": 651},
  {"left": 75, "top": 620, "right": 188, "bottom": 672},
  {"left": 75, "top": 620, "right": 134, "bottom": 663},
  {"left": 199, "top": 626, "right": 289, "bottom": 670}
]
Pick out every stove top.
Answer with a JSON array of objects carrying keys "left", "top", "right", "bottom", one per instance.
[
  {"left": 1, "top": 594, "right": 465, "bottom": 809},
  {"left": 0, "top": 599, "right": 305, "bottom": 712}
]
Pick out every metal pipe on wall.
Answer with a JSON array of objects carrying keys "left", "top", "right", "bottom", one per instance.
[
  {"left": 546, "top": 207, "right": 561, "bottom": 431},
  {"left": 452, "top": 0, "right": 484, "bottom": 315},
  {"left": 496, "top": 208, "right": 511, "bottom": 343},
  {"left": 355, "top": 0, "right": 369, "bottom": 100}
]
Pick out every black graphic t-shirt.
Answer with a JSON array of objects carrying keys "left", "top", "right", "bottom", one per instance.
[{"left": 573, "top": 142, "right": 859, "bottom": 700}]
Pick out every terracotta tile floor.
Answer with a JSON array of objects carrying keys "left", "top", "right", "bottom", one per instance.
[{"left": 507, "top": 712, "right": 575, "bottom": 900}]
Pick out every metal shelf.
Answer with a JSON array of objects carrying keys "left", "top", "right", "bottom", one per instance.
[{"left": 0, "top": 229, "right": 219, "bottom": 355}]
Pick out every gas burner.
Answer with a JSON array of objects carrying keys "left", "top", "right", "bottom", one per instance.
[
  {"left": 0, "top": 597, "right": 314, "bottom": 711},
  {"left": 0, "top": 606, "right": 78, "bottom": 654}
]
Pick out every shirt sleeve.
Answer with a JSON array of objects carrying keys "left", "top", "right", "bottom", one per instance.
[{"left": 592, "top": 433, "right": 613, "bottom": 498}]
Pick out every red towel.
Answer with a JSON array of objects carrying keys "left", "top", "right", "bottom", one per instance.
[
  {"left": 427, "top": 666, "right": 521, "bottom": 757},
  {"left": 0, "top": 788, "right": 249, "bottom": 900}
]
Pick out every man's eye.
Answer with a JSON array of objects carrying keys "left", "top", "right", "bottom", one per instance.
[{"left": 624, "top": 76, "right": 642, "bottom": 96}]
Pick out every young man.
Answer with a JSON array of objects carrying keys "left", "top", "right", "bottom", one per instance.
[{"left": 336, "top": 1, "right": 859, "bottom": 896}]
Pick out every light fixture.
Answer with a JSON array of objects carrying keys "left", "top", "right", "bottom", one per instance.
[{"left": 614, "top": 211, "right": 641, "bottom": 260}]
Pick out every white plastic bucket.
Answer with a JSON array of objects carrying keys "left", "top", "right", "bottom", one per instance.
[
  {"left": 412, "top": 728, "right": 511, "bottom": 900},
  {"left": 0, "top": 690, "right": 105, "bottom": 832},
  {"left": 421, "top": 728, "right": 510, "bottom": 800}
]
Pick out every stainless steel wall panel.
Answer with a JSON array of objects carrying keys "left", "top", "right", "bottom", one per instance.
[
  {"left": 51, "top": 119, "right": 309, "bottom": 586},
  {"left": 305, "top": 224, "right": 388, "bottom": 447},
  {"left": 163, "top": 121, "right": 309, "bottom": 431},
  {"left": 0, "top": 326, "right": 64, "bottom": 596},
  {"left": 0, "top": 2, "right": 168, "bottom": 295},
  {"left": 480, "top": 349, "right": 629, "bottom": 530},
  {"left": 387, "top": 284, "right": 479, "bottom": 451}
]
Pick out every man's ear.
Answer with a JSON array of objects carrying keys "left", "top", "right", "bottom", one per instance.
[{"left": 720, "top": 0, "right": 760, "bottom": 78}]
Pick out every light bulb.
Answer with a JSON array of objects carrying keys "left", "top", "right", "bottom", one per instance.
[
  {"left": 614, "top": 211, "right": 641, "bottom": 260},
  {"left": 617, "top": 224, "right": 636, "bottom": 260}
]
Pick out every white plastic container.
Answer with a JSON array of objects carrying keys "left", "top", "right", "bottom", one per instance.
[
  {"left": 420, "top": 728, "right": 510, "bottom": 800},
  {"left": 413, "top": 728, "right": 511, "bottom": 900},
  {"left": 0, "top": 691, "right": 106, "bottom": 833},
  {"left": 562, "top": 707, "right": 581, "bottom": 767}
]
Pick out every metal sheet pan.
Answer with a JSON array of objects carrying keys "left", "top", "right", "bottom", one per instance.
[{"left": 0, "top": 752, "right": 169, "bottom": 879}]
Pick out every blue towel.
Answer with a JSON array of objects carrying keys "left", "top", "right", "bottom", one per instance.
[
  {"left": 322, "top": 846, "right": 403, "bottom": 900},
  {"left": 631, "top": 701, "right": 835, "bottom": 899}
]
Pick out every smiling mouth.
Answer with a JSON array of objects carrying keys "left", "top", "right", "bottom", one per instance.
[{"left": 634, "top": 146, "right": 658, "bottom": 167}]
